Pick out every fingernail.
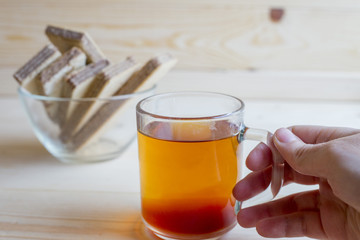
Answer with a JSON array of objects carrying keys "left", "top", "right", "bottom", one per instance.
[{"left": 275, "top": 128, "right": 298, "bottom": 143}]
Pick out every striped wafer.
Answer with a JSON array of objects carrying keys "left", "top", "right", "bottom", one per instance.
[
  {"left": 45, "top": 25, "right": 105, "bottom": 64},
  {"left": 57, "top": 59, "right": 110, "bottom": 126},
  {"left": 13, "top": 44, "right": 61, "bottom": 94},
  {"left": 60, "top": 57, "right": 138, "bottom": 142},
  {"left": 69, "top": 54, "right": 177, "bottom": 150}
]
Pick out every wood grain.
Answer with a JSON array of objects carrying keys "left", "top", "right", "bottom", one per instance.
[
  {"left": 5, "top": 68, "right": 360, "bottom": 99},
  {"left": 2, "top": 97, "right": 360, "bottom": 239},
  {"left": 0, "top": 189, "right": 308, "bottom": 240},
  {"left": 5, "top": 97, "right": 360, "bottom": 239},
  {"left": 1, "top": 0, "right": 360, "bottom": 72},
  {"left": 157, "top": 70, "right": 360, "bottom": 101}
]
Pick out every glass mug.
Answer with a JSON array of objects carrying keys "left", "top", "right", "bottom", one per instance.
[{"left": 136, "top": 92, "right": 284, "bottom": 240}]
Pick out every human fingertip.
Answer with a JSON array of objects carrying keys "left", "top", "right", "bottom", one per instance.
[
  {"left": 274, "top": 128, "right": 298, "bottom": 144},
  {"left": 232, "top": 183, "right": 241, "bottom": 201},
  {"left": 246, "top": 142, "right": 272, "bottom": 171},
  {"left": 232, "top": 181, "right": 248, "bottom": 202}
]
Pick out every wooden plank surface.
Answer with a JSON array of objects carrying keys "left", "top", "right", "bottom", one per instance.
[
  {"left": 2, "top": 0, "right": 360, "bottom": 73},
  {"left": 1, "top": 96, "right": 360, "bottom": 239},
  {"left": 0, "top": 189, "right": 307, "bottom": 240},
  {"left": 4, "top": 69, "right": 360, "bottom": 99},
  {"left": 157, "top": 70, "right": 360, "bottom": 101},
  {"left": 3, "top": 0, "right": 360, "bottom": 97}
]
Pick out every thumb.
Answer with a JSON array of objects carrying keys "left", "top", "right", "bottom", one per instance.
[{"left": 273, "top": 128, "right": 330, "bottom": 178}]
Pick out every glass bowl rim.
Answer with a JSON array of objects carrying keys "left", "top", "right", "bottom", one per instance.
[{"left": 17, "top": 84, "right": 157, "bottom": 102}]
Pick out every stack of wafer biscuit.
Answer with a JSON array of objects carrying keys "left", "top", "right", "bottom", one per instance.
[{"left": 13, "top": 25, "right": 177, "bottom": 151}]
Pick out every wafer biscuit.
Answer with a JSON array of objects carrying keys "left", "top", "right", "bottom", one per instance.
[
  {"left": 45, "top": 25, "right": 105, "bottom": 63},
  {"left": 116, "top": 54, "right": 177, "bottom": 95},
  {"left": 70, "top": 54, "right": 177, "bottom": 150},
  {"left": 60, "top": 57, "right": 138, "bottom": 142},
  {"left": 58, "top": 59, "right": 110, "bottom": 126},
  {"left": 13, "top": 44, "right": 61, "bottom": 94},
  {"left": 38, "top": 47, "right": 86, "bottom": 97},
  {"left": 38, "top": 47, "right": 86, "bottom": 122}
]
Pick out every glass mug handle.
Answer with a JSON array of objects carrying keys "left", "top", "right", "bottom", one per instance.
[{"left": 235, "top": 126, "right": 285, "bottom": 215}]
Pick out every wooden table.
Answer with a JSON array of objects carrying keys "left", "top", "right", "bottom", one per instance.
[
  {"left": 2, "top": 70, "right": 360, "bottom": 239},
  {"left": 2, "top": 1, "right": 360, "bottom": 239}
]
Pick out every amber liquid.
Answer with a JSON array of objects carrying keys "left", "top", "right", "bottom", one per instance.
[{"left": 138, "top": 121, "right": 239, "bottom": 239}]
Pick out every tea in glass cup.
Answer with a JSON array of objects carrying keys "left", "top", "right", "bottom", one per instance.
[{"left": 136, "top": 92, "right": 284, "bottom": 240}]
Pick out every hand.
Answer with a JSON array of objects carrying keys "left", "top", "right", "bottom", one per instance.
[{"left": 233, "top": 126, "right": 360, "bottom": 239}]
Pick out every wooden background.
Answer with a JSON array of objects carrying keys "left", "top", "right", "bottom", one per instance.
[{"left": 2, "top": 0, "right": 360, "bottom": 99}]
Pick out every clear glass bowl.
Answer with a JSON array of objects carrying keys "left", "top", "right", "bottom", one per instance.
[{"left": 18, "top": 85, "right": 156, "bottom": 163}]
